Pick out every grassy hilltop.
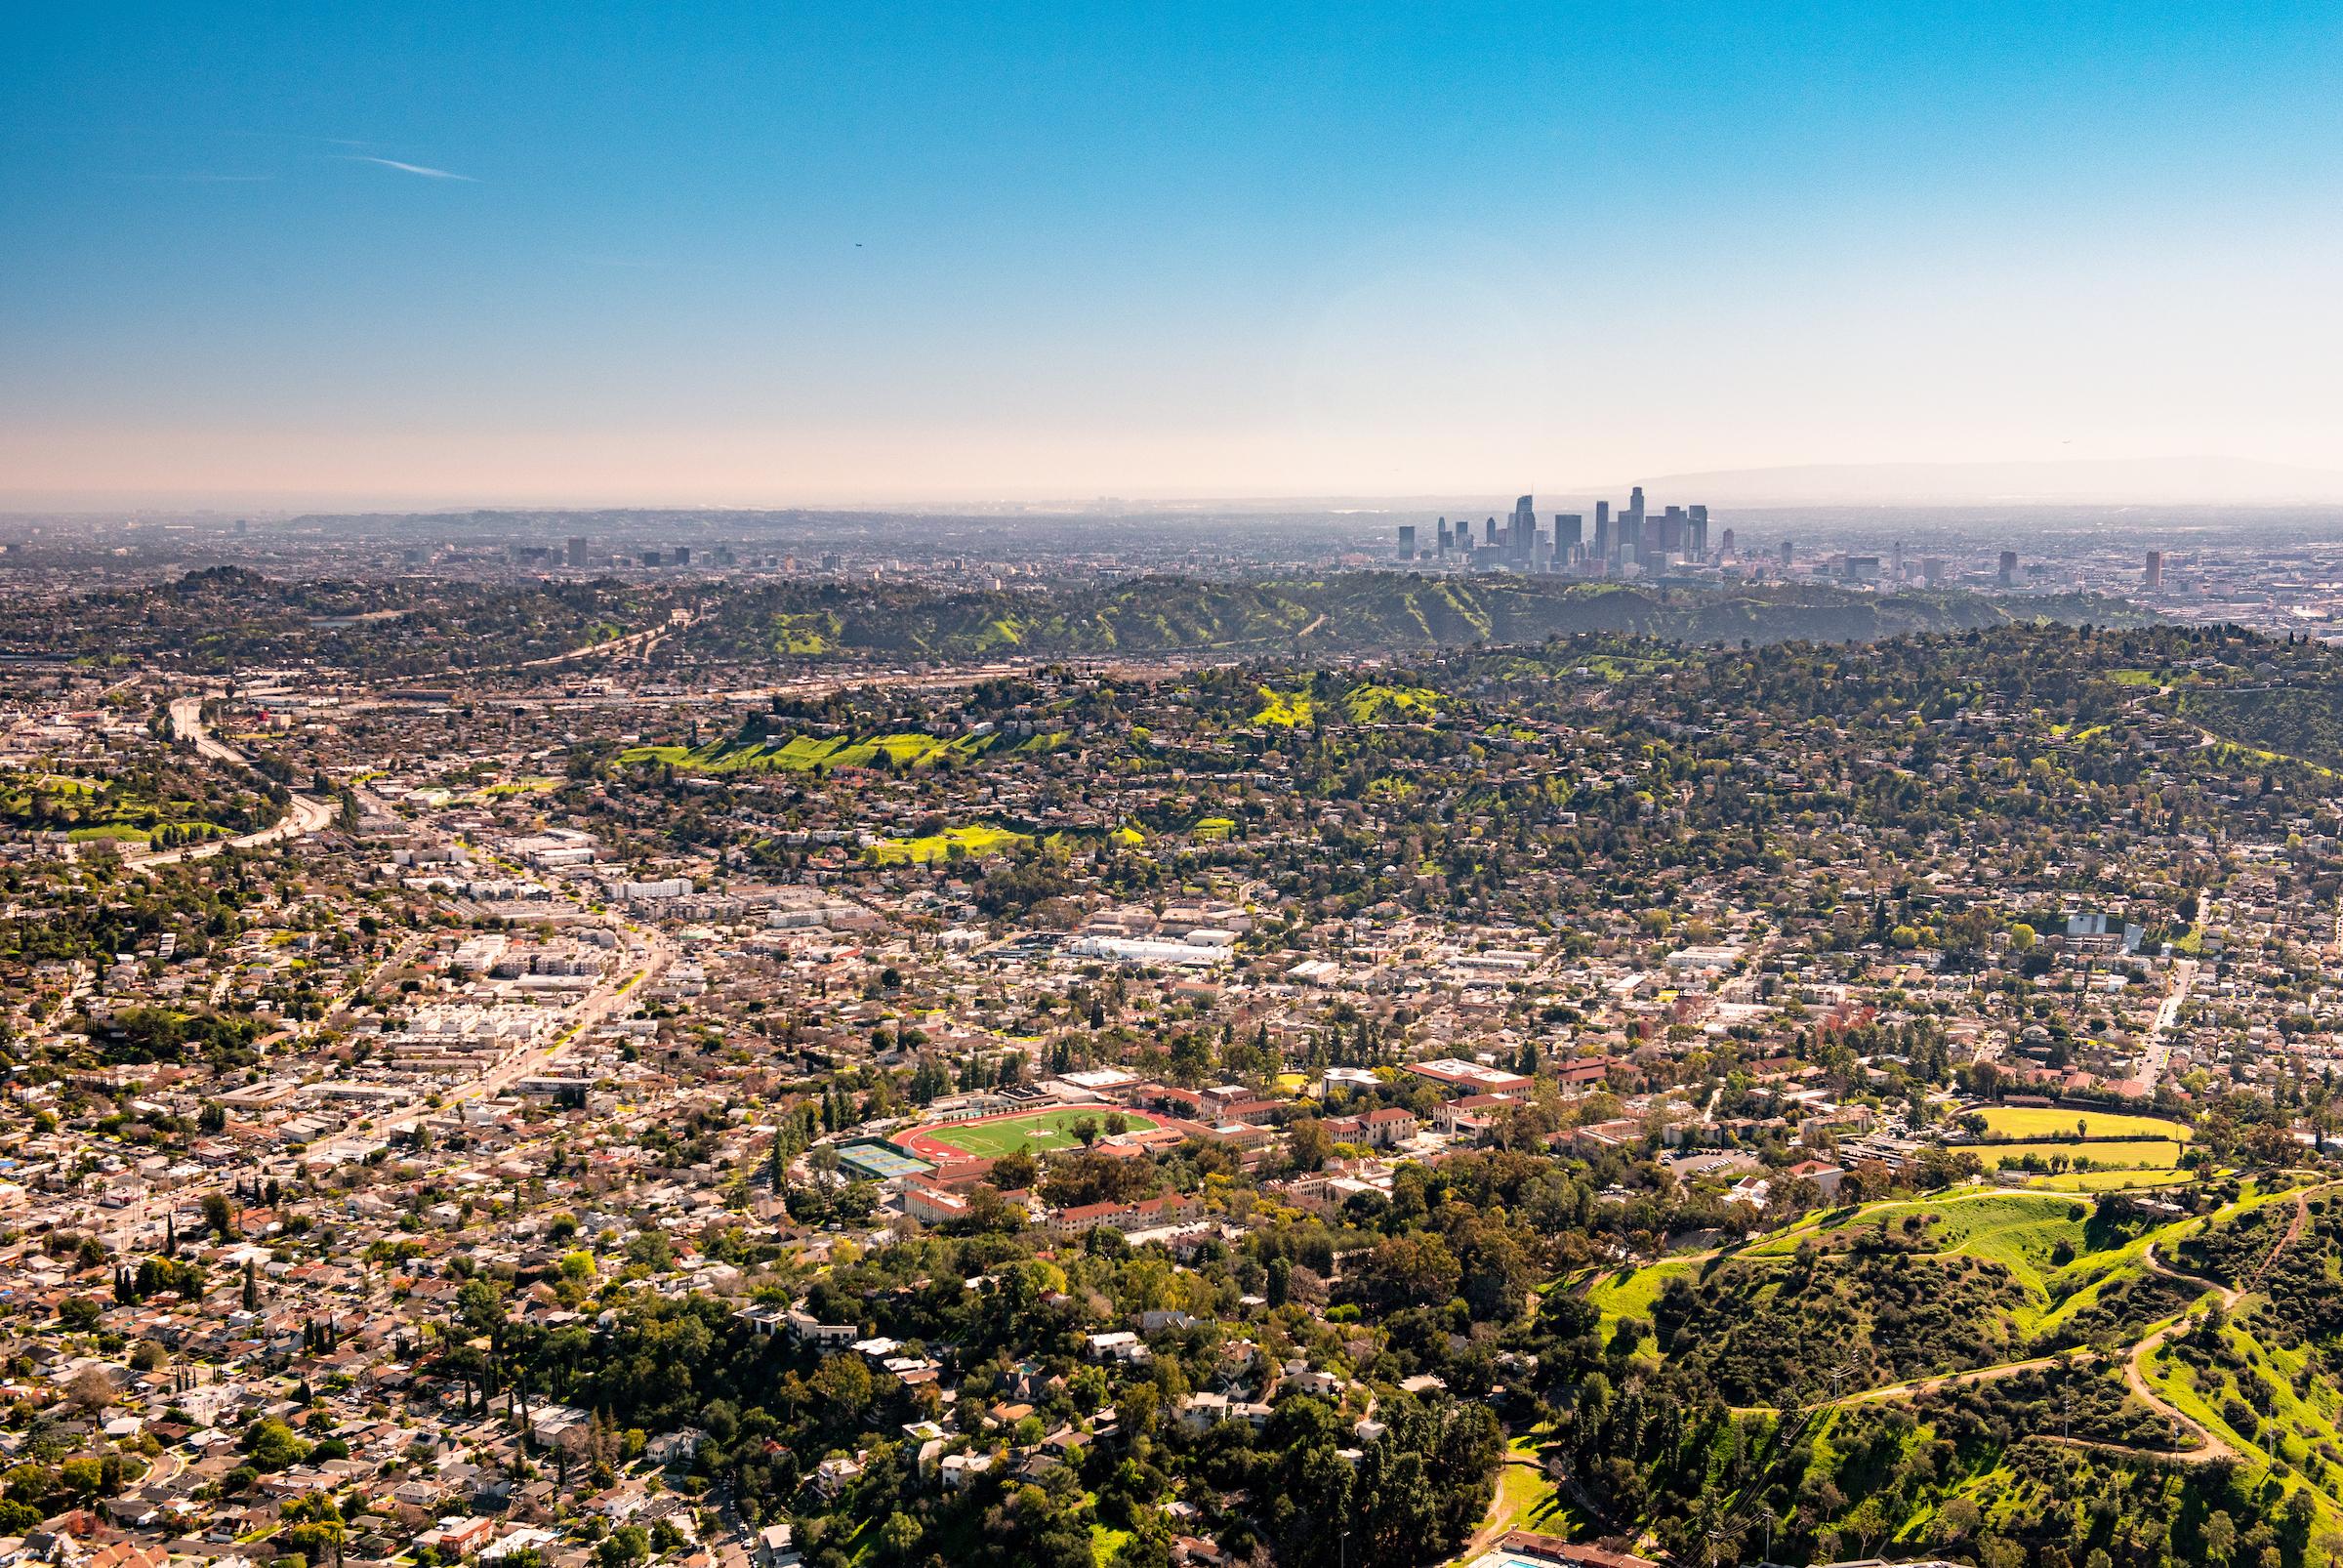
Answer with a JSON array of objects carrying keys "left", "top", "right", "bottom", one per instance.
[{"left": 1543, "top": 1167, "right": 2343, "bottom": 1566}]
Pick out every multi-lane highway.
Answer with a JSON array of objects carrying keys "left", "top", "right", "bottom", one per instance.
[{"left": 131, "top": 695, "right": 334, "bottom": 868}]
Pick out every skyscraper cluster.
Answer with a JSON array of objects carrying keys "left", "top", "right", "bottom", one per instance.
[{"left": 1397, "top": 488, "right": 1714, "bottom": 576}]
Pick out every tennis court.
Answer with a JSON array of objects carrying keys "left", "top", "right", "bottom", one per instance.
[{"left": 837, "top": 1141, "right": 933, "bottom": 1180}]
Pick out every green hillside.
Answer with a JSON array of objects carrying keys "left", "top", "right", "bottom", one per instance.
[
  {"left": 618, "top": 728, "right": 989, "bottom": 774},
  {"left": 683, "top": 575, "right": 2148, "bottom": 662},
  {"left": 1550, "top": 1177, "right": 2343, "bottom": 1565}
]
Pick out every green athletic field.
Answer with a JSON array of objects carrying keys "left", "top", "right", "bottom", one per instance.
[
  {"left": 1969, "top": 1104, "right": 2192, "bottom": 1141},
  {"left": 914, "top": 1107, "right": 1159, "bottom": 1160}
]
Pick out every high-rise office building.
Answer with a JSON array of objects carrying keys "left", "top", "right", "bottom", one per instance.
[
  {"left": 1396, "top": 525, "right": 1417, "bottom": 562},
  {"left": 674, "top": 546, "right": 692, "bottom": 567},
  {"left": 1555, "top": 513, "right": 1583, "bottom": 559},
  {"left": 1719, "top": 527, "right": 1736, "bottom": 558},
  {"left": 1436, "top": 517, "right": 1451, "bottom": 557},
  {"left": 1688, "top": 505, "right": 1709, "bottom": 560},
  {"left": 1593, "top": 501, "right": 1611, "bottom": 561},
  {"left": 1780, "top": 540, "right": 1794, "bottom": 566},
  {"left": 1626, "top": 487, "right": 1649, "bottom": 566},
  {"left": 566, "top": 536, "right": 587, "bottom": 568},
  {"left": 1997, "top": 550, "right": 2018, "bottom": 588},
  {"left": 1660, "top": 505, "right": 1686, "bottom": 556},
  {"left": 1484, "top": 516, "right": 1499, "bottom": 549},
  {"left": 2145, "top": 550, "right": 2163, "bottom": 589},
  {"left": 1511, "top": 495, "right": 1536, "bottom": 563}
]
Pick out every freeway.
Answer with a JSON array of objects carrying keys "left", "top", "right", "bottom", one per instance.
[
  {"left": 131, "top": 695, "right": 334, "bottom": 868},
  {"left": 515, "top": 611, "right": 689, "bottom": 669}
]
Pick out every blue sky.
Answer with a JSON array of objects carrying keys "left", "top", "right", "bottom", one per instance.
[{"left": 6, "top": 3, "right": 2343, "bottom": 505}]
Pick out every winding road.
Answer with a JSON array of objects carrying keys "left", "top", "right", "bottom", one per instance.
[
  {"left": 2109, "top": 1243, "right": 2241, "bottom": 1463},
  {"left": 1711, "top": 1183, "right": 2332, "bottom": 1467},
  {"left": 1829, "top": 1185, "right": 2325, "bottom": 1464},
  {"left": 130, "top": 694, "right": 334, "bottom": 868},
  {"left": 1467, "top": 1190, "right": 2324, "bottom": 1562}
]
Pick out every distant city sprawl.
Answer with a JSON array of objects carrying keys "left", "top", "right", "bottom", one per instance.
[{"left": 0, "top": 530, "right": 2342, "bottom": 1568}]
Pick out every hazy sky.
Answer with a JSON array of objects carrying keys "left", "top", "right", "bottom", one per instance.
[{"left": 8, "top": 3, "right": 2343, "bottom": 507}]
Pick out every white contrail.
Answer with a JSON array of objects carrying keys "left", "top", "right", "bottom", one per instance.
[{"left": 351, "top": 155, "right": 477, "bottom": 182}]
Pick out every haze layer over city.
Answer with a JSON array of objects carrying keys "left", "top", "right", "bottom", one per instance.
[{"left": 12, "top": 10, "right": 2343, "bottom": 1568}]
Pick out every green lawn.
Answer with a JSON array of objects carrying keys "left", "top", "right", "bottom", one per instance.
[
  {"left": 1984, "top": 1138, "right": 2185, "bottom": 1171},
  {"left": 1737, "top": 1192, "right": 2100, "bottom": 1305},
  {"left": 0, "top": 764, "right": 242, "bottom": 844},
  {"left": 480, "top": 777, "right": 560, "bottom": 796},
  {"left": 1485, "top": 1444, "right": 1567, "bottom": 1538},
  {"left": 1585, "top": 1256, "right": 1702, "bottom": 1337},
  {"left": 68, "top": 822, "right": 153, "bottom": 843},
  {"left": 1970, "top": 1105, "right": 2193, "bottom": 1142},
  {"left": 925, "top": 1108, "right": 1159, "bottom": 1159},
  {"left": 1913, "top": 1193, "right": 2092, "bottom": 1289}
]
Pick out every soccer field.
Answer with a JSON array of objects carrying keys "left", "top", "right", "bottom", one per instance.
[{"left": 911, "top": 1107, "right": 1159, "bottom": 1160}]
